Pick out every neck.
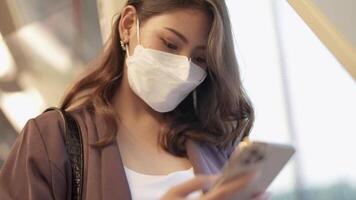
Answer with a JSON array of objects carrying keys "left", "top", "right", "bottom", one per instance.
[{"left": 113, "top": 65, "right": 165, "bottom": 148}]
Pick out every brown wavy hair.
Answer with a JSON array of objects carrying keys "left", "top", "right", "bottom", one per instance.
[{"left": 60, "top": 0, "right": 254, "bottom": 157}]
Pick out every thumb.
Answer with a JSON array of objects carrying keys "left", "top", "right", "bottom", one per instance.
[{"left": 168, "top": 174, "right": 221, "bottom": 197}]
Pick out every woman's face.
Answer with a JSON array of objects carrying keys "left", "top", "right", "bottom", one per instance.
[{"left": 120, "top": 7, "right": 212, "bottom": 70}]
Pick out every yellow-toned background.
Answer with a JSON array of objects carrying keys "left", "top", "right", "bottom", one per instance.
[{"left": 0, "top": 0, "right": 355, "bottom": 199}]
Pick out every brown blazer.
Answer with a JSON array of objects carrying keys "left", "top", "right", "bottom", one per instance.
[{"left": 0, "top": 108, "right": 238, "bottom": 200}]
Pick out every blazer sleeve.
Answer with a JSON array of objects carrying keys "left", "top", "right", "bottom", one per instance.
[{"left": 0, "top": 118, "right": 59, "bottom": 200}]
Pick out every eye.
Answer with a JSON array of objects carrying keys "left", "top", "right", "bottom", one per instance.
[
  {"left": 192, "top": 56, "right": 208, "bottom": 69},
  {"left": 161, "top": 39, "right": 178, "bottom": 51},
  {"left": 193, "top": 56, "right": 207, "bottom": 65}
]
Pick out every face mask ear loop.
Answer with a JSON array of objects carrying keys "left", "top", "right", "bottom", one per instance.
[
  {"left": 125, "top": 18, "right": 140, "bottom": 59},
  {"left": 136, "top": 18, "right": 141, "bottom": 45},
  {"left": 126, "top": 44, "right": 130, "bottom": 58},
  {"left": 193, "top": 90, "right": 198, "bottom": 114}
]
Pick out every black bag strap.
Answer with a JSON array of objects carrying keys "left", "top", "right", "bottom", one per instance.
[{"left": 43, "top": 107, "right": 84, "bottom": 200}]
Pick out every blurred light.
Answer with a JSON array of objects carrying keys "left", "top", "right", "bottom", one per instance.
[
  {"left": 225, "top": 0, "right": 295, "bottom": 194},
  {"left": 277, "top": 0, "right": 356, "bottom": 187},
  {"left": 0, "top": 143, "right": 11, "bottom": 162},
  {"left": 0, "top": 33, "right": 16, "bottom": 81},
  {"left": 0, "top": 87, "right": 45, "bottom": 132},
  {"left": 16, "top": 23, "right": 72, "bottom": 73}
]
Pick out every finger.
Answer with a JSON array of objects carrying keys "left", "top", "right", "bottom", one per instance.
[
  {"left": 212, "top": 171, "right": 258, "bottom": 192},
  {"left": 168, "top": 174, "right": 220, "bottom": 197},
  {"left": 204, "top": 172, "right": 258, "bottom": 200},
  {"left": 251, "top": 191, "right": 272, "bottom": 200}
]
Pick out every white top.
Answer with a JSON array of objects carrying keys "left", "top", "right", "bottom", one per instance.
[{"left": 124, "top": 165, "right": 203, "bottom": 200}]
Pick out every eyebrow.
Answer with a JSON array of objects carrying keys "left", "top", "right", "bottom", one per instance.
[
  {"left": 164, "top": 27, "right": 206, "bottom": 49},
  {"left": 164, "top": 27, "right": 189, "bottom": 43}
]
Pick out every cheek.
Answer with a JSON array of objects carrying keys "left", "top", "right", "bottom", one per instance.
[
  {"left": 145, "top": 39, "right": 164, "bottom": 51},
  {"left": 140, "top": 31, "right": 165, "bottom": 51}
]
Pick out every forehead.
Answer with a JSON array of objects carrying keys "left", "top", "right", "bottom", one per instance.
[{"left": 141, "top": 8, "right": 212, "bottom": 44}]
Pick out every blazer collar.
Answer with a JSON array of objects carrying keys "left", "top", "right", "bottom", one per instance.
[
  {"left": 94, "top": 113, "right": 220, "bottom": 199},
  {"left": 98, "top": 139, "right": 217, "bottom": 199}
]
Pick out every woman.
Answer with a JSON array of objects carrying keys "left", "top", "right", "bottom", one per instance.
[{"left": 0, "top": 0, "right": 269, "bottom": 199}]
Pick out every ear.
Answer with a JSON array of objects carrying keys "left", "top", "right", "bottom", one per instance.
[{"left": 118, "top": 5, "right": 137, "bottom": 44}]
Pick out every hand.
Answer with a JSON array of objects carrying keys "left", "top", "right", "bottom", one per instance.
[
  {"left": 251, "top": 192, "right": 271, "bottom": 200},
  {"left": 160, "top": 172, "right": 270, "bottom": 200}
]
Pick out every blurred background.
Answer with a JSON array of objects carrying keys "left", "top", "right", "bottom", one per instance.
[{"left": 0, "top": 0, "right": 355, "bottom": 199}]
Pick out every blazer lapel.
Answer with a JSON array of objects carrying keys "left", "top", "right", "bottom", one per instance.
[
  {"left": 100, "top": 141, "right": 132, "bottom": 200},
  {"left": 95, "top": 113, "right": 132, "bottom": 200},
  {"left": 95, "top": 109, "right": 226, "bottom": 200},
  {"left": 186, "top": 138, "right": 215, "bottom": 175},
  {"left": 185, "top": 138, "right": 228, "bottom": 193},
  {"left": 98, "top": 137, "right": 228, "bottom": 200},
  {"left": 186, "top": 138, "right": 228, "bottom": 175}
]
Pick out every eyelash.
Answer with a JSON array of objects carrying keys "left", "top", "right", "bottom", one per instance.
[
  {"left": 161, "top": 39, "right": 178, "bottom": 51},
  {"left": 193, "top": 57, "right": 207, "bottom": 64},
  {"left": 161, "top": 38, "right": 207, "bottom": 65}
]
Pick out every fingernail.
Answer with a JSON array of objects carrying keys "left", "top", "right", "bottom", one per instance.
[{"left": 244, "top": 170, "right": 260, "bottom": 181}]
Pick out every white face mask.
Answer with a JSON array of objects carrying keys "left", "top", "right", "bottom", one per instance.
[{"left": 125, "top": 19, "right": 207, "bottom": 113}]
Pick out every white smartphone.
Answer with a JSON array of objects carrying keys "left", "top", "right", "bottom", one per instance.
[{"left": 210, "top": 140, "right": 295, "bottom": 200}]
